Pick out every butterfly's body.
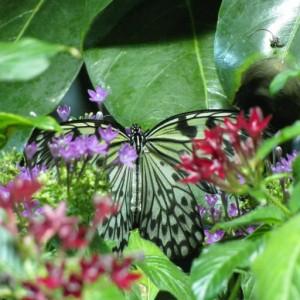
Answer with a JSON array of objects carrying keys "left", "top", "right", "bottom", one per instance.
[{"left": 32, "top": 109, "right": 237, "bottom": 262}]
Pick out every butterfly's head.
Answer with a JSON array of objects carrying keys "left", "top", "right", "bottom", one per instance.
[{"left": 127, "top": 124, "right": 145, "bottom": 154}]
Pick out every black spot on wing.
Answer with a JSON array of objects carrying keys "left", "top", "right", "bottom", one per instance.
[{"left": 175, "top": 118, "right": 197, "bottom": 138}]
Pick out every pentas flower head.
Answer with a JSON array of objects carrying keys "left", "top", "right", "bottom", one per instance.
[
  {"left": 179, "top": 107, "right": 271, "bottom": 193},
  {"left": 118, "top": 143, "right": 138, "bottom": 168},
  {"left": 57, "top": 104, "right": 71, "bottom": 122},
  {"left": 110, "top": 258, "right": 142, "bottom": 290},
  {"left": 63, "top": 274, "right": 83, "bottom": 298},
  {"left": 25, "top": 142, "right": 37, "bottom": 160},
  {"left": 99, "top": 125, "right": 119, "bottom": 144},
  {"left": 88, "top": 86, "right": 109, "bottom": 104}
]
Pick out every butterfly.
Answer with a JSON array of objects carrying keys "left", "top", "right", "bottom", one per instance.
[{"left": 31, "top": 109, "right": 237, "bottom": 261}]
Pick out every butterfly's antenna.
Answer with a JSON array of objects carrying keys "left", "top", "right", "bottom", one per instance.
[{"left": 249, "top": 28, "right": 276, "bottom": 40}]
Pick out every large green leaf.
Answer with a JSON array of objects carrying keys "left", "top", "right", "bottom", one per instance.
[
  {"left": 125, "top": 230, "right": 193, "bottom": 300},
  {"left": 253, "top": 214, "right": 300, "bottom": 300},
  {"left": 191, "top": 240, "right": 258, "bottom": 300},
  {"left": 85, "top": 0, "right": 227, "bottom": 129},
  {"left": 215, "top": 0, "right": 300, "bottom": 100},
  {"left": 0, "top": 0, "right": 112, "bottom": 115}
]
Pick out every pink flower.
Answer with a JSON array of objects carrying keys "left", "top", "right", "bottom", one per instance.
[
  {"left": 63, "top": 274, "right": 83, "bottom": 298},
  {"left": 110, "top": 258, "right": 141, "bottom": 290},
  {"left": 93, "top": 195, "right": 118, "bottom": 225},
  {"left": 80, "top": 255, "right": 105, "bottom": 283},
  {"left": 37, "top": 262, "right": 65, "bottom": 289}
]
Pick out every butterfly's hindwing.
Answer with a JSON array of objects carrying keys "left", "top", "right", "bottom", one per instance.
[{"left": 138, "top": 146, "right": 203, "bottom": 258}]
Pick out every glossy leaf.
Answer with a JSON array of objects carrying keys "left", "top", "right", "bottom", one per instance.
[
  {"left": 253, "top": 214, "right": 300, "bottom": 300},
  {"left": 214, "top": 205, "right": 286, "bottom": 231},
  {"left": 85, "top": 0, "right": 227, "bottom": 129},
  {"left": 215, "top": 0, "right": 300, "bottom": 100},
  {"left": 0, "top": 38, "right": 80, "bottom": 81},
  {"left": 191, "top": 240, "right": 258, "bottom": 300},
  {"left": 125, "top": 230, "right": 193, "bottom": 300},
  {"left": 0, "top": 0, "right": 112, "bottom": 143},
  {"left": 0, "top": 112, "right": 61, "bottom": 148},
  {"left": 270, "top": 69, "right": 300, "bottom": 95}
]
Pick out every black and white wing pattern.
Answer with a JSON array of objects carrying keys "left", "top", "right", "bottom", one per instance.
[
  {"left": 135, "top": 109, "right": 237, "bottom": 259},
  {"left": 31, "top": 109, "right": 237, "bottom": 260}
]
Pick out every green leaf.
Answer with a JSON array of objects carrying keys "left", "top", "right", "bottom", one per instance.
[
  {"left": 214, "top": 206, "right": 286, "bottom": 231},
  {"left": 215, "top": 0, "right": 300, "bottom": 100},
  {"left": 241, "top": 272, "right": 256, "bottom": 300},
  {"left": 256, "top": 121, "right": 300, "bottom": 161},
  {"left": 0, "top": 0, "right": 112, "bottom": 147},
  {"left": 83, "top": 276, "right": 125, "bottom": 300},
  {"left": 85, "top": 0, "right": 228, "bottom": 129},
  {"left": 191, "top": 240, "right": 258, "bottom": 300},
  {"left": 0, "top": 226, "right": 23, "bottom": 278},
  {"left": 0, "top": 112, "right": 61, "bottom": 148},
  {"left": 253, "top": 214, "right": 300, "bottom": 300},
  {"left": 0, "top": 38, "right": 80, "bottom": 81},
  {"left": 269, "top": 69, "right": 300, "bottom": 95},
  {"left": 125, "top": 230, "right": 193, "bottom": 300}
]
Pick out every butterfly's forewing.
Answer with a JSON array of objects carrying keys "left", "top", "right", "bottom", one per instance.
[{"left": 32, "top": 118, "right": 133, "bottom": 251}]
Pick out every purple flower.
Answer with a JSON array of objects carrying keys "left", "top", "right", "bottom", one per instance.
[
  {"left": 48, "top": 134, "right": 74, "bottom": 158},
  {"left": 59, "top": 143, "right": 79, "bottom": 162},
  {"left": 228, "top": 203, "right": 238, "bottom": 217},
  {"left": 57, "top": 105, "right": 71, "bottom": 122},
  {"left": 118, "top": 143, "right": 138, "bottom": 168},
  {"left": 205, "top": 194, "right": 218, "bottom": 207},
  {"left": 22, "top": 200, "right": 44, "bottom": 218},
  {"left": 99, "top": 125, "right": 119, "bottom": 144},
  {"left": 246, "top": 226, "right": 255, "bottom": 234},
  {"left": 25, "top": 142, "right": 37, "bottom": 160},
  {"left": 86, "top": 136, "right": 108, "bottom": 156},
  {"left": 272, "top": 151, "right": 297, "bottom": 173},
  {"left": 204, "top": 229, "right": 224, "bottom": 244},
  {"left": 87, "top": 86, "right": 108, "bottom": 103},
  {"left": 19, "top": 165, "right": 46, "bottom": 180},
  {"left": 197, "top": 205, "right": 207, "bottom": 217}
]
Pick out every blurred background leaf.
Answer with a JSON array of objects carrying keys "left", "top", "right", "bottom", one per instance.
[{"left": 0, "top": 38, "right": 80, "bottom": 81}]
